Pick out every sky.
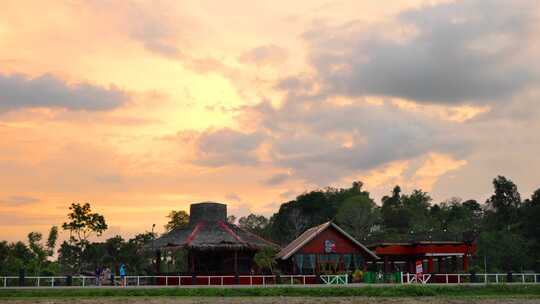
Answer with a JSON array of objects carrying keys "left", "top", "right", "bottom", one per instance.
[{"left": 1, "top": 0, "right": 539, "bottom": 242}]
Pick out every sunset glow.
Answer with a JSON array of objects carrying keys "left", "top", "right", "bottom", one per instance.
[{"left": 1, "top": 0, "right": 539, "bottom": 243}]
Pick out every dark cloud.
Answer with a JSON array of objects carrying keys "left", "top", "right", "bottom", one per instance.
[
  {"left": 190, "top": 0, "right": 538, "bottom": 192},
  {"left": 193, "top": 128, "right": 266, "bottom": 167},
  {"left": 263, "top": 173, "right": 290, "bottom": 186},
  {"left": 304, "top": 0, "right": 538, "bottom": 104},
  {"left": 193, "top": 97, "right": 469, "bottom": 185},
  {"left": 0, "top": 73, "right": 128, "bottom": 113}
]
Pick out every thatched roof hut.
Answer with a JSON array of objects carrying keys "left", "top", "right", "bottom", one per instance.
[
  {"left": 154, "top": 202, "right": 277, "bottom": 250},
  {"left": 153, "top": 202, "right": 278, "bottom": 274}
]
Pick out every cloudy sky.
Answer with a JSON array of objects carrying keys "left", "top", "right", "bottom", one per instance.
[{"left": 1, "top": 0, "right": 539, "bottom": 242}]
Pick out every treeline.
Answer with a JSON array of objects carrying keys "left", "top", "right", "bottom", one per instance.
[{"left": 0, "top": 175, "right": 539, "bottom": 276}]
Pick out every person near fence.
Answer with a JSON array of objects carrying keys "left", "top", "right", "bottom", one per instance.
[
  {"left": 119, "top": 264, "right": 126, "bottom": 287},
  {"left": 102, "top": 267, "right": 111, "bottom": 286},
  {"left": 94, "top": 266, "right": 102, "bottom": 286}
]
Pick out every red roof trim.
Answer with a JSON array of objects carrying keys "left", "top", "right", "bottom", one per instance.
[
  {"left": 218, "top": 221, "right": 245, "bottom": 244},
  {"left": 185, "top": 222, "right": 203, "bottom": 246}
]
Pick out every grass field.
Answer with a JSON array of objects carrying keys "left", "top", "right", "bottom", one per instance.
[
  {"left": 2, "top": 297, "right": 540, "bottom": 304},
  {"left": 1, "top": 285, "right": 540, "bottom": 300}
]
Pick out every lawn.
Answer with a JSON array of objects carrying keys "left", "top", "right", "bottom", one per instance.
[{"left": 1, "top": 285, "right": 540, "bottom": 299}]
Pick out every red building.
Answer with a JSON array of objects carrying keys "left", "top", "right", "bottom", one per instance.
[
  {"left": 276, "top": 221, "right": 378, "bottom": 275},
  {"left": 368, "top": 241, "right": 477, "bottom": 274}
]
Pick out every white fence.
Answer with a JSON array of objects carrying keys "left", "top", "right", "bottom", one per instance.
[
  {"left": 0, "top": 274, "right": 318, "bottom": 288},
  {"left": 402, "top": 273, "right": 540, "bottom": 284},
  {"left": 1, "top": 273, "right": 539, "bottom": 288}
]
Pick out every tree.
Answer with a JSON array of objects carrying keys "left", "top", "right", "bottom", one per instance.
[
  {"left": 58, "top": 241, "right": 81, "bottom": 274},
  {"left": 27, "top": 232, "right": 46, "bottom": 275},
  {"left": 164, "top": 210, "right": 189, "bottom": 232},
  {"left": 46, "top": 226, "right": 59, "bottom": 257},
  {"left": 335, "top": 194, "right": 379, "bottom": 242},
  {"left": 62, "top": 203, "right": 108, "bottom": 246},
  {"left": 486, "top": 176, "right": 521, "bottom": 229},
  {"left": 253, "top": 247, "right": 278, "bottom": 274},
  {"left": 61, "top": 202, "right": 107, "bottom": 273},
  {"left": 381, "top": 186, "right": 405, "bottom": 231},
  {"left": 227, "top": 215, "right": 237, "bottom": 224},
  {"left": 238, "top": 214, "right": 269, "bottom": 236}
]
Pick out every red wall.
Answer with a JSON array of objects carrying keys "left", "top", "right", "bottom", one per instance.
[
  {"left": 298, "top": 226, "right": 364, "bottom": 255},
  {"left": 373, "top": 243, "right": 477, "bottom": 256}
]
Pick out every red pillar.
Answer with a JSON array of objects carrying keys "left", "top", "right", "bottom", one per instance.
[
  {"left": 428, "top": 256, "right": 434, "bottom": 273},
  {"left": 463, "top": 255, "right": 469, "bottom": 272}
]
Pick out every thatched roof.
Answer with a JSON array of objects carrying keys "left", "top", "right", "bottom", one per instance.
[{"left": 153, "top": 202, "right": 278, "bottom": 251}]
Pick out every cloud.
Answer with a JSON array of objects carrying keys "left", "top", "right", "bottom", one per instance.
[
  {"left": 193, "top": 128, "right": 266, "bottom": 167},
  {"left": 240, "top": 44, "right": 288, "bottom": 65},
  {"left": 0, "top": 195, "right": 40, "bottom": 206},
  {"left": 192, "top": 96, "right": 469, "bottom": 185},
  {"left": 263, "top": 173, "right": 290, "bottom": 186},
  {"left": 0, "top": 73, "right": 128, "bottom": 113},
  {"left": 225, "top": 193, "right": 241, "bottom": 202},
  {"left": 304, "top": 0, "right": 538, "bottom": 105}
]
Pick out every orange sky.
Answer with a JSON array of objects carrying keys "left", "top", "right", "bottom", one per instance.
[{"left": 1, "top": 0, "right": 539, "bottom": 242}]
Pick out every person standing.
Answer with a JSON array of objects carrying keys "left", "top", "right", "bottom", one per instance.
[
  {"left": 119, "top": 264, "right": 126, "bottom": 287},
  {"left": 95, "top": 266, "right": 102, "bottom": 286}
]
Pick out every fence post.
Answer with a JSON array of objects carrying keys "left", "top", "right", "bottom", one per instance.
[
  {"left": 303, "top": 276, "right": 306, "bottom": 285},
  {"left": 37, "top": 277, "right": 40, "bottom": 287},
  {"left": 51, "top": 277, "right": 54, "bottom": 287},
  {"left": 535, "top": 274, "right": 538, "bottom": 283},
  {"left": 3, "top": 277, "right": 6, "bottom": 288},
  {"left": 495, "top": 274, "right": 499, "bottom": 283},
  {"left": 445, "top": 274, "right": 449, "bottom": 284},
  {"left": 263, "top": 276, "right": 266, "bottom": 285}
]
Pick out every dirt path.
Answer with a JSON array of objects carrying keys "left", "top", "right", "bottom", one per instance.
[{"left": 2, "top": 298, "right": 540, "bottom": 304}]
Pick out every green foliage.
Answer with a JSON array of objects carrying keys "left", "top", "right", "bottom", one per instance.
[
  {"left": 62, "top": 202, "right": 108, "bottom": 247},
  {"left": 46, "top": 226, "right": 58, "bottom": 256},
  {"left": 485, "top": 176, "right": 522, "bottom": 229},
  {"left": 335, "top": 193, "right": 379, "bottom": 242},
  {"left": 270, "top": 181, "right": 368, "bottom": 244},
  {"left": 164, "top": 210, "right": 189, "bottom": 232},
  {"left": 239, "top": 214, "right": 270, "bottom": 238},
  {"left": 253, "top": 247, "right": 277, "bottom": 273}
]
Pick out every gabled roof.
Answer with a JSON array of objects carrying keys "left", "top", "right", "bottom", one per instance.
[{"left": 276, "top": 221, "right": 379, "bottom": 260}]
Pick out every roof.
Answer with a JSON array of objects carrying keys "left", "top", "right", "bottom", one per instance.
[
  {"left": 276, "top": 221, "right": 379, "bottom": 260},
  {"left": 153, "top": 220, "right": 279, "bottom": 251}
]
